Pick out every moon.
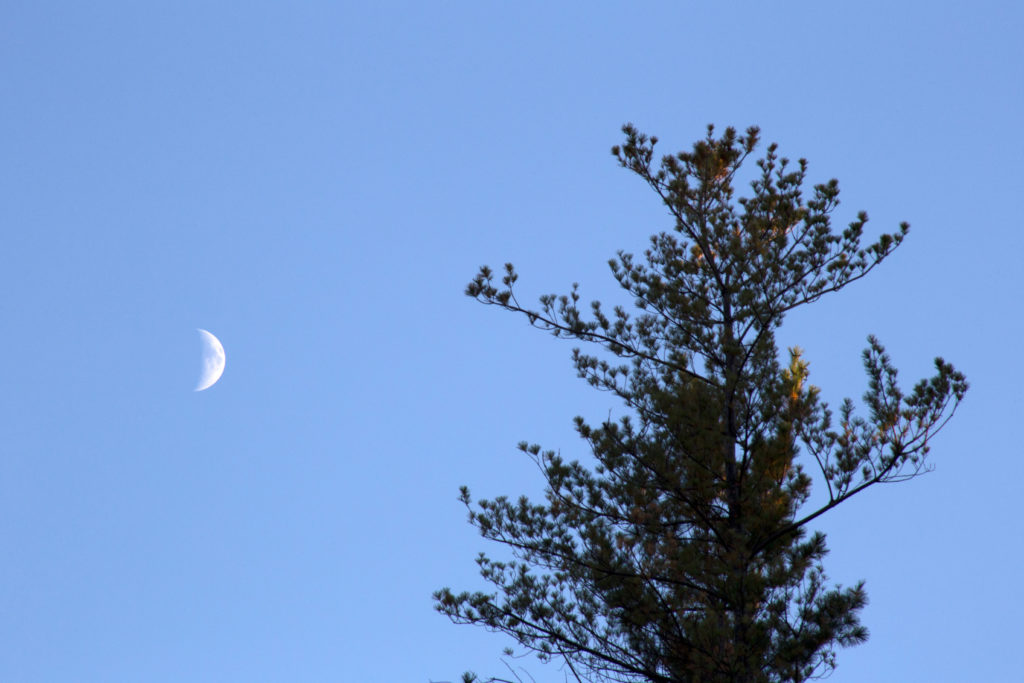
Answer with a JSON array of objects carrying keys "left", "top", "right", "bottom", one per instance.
[{"left": 195, "top": 328, "right": 226, "bottom": 391}]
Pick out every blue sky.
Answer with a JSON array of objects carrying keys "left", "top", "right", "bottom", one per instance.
[{"left": 1, "top": 2, "right": 1021, "bottom": 681}]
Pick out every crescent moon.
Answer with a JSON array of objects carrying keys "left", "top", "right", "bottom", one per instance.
[{"left": 195, "top": 328, "right": 226, "bottom": 391}]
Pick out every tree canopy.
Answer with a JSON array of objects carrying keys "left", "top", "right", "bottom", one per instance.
[{"left": 435, "top": 124, "right": 967, "bottom": 683}]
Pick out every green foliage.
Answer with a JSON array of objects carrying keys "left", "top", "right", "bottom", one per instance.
[{"left": 436, "top": 125, "right": 967, "bottom": 683}]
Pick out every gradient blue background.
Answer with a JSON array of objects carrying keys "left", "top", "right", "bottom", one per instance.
[{"left": 2, "top": 3, "right": 1020, "bottom": 681}]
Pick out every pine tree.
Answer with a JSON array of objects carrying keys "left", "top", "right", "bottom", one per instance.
[{"left": 434, "top": 125, "right": 967, "bottom": 683}]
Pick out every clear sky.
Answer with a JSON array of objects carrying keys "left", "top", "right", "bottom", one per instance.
[{"left": 2, "top": 3, "right": 1021, "bottom": 682}]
